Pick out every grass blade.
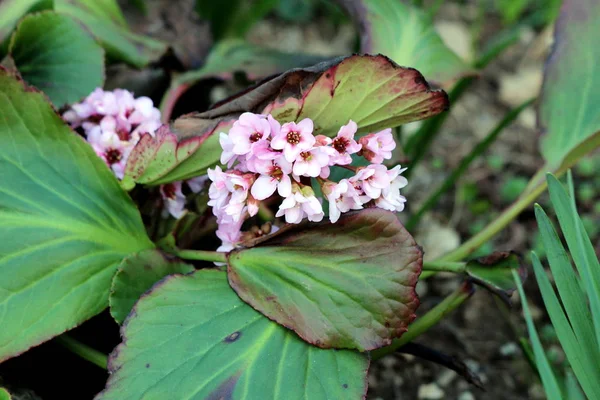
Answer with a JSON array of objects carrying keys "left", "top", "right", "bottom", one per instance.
[
  {"left": 548, "top": 171, "right": 600, "bottom": 352},
  {"left": 531, "top": 252, "right": 600, "bottom": 398},
  {"left": 513, "top": 267, "right": 563, "bottom": 400},
  {"left": 534, "top": 204, "right": 599, "bottom": 360}
]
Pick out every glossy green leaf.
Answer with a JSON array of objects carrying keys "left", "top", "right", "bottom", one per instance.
[
  {"left": 127, "top": 54, "right": 448, "bottom": 187},
  {"left": 97, "top": 270, "right": 369, "bottom": 399},
  {"left": 465, "top": 251, "right": 525, "bottom": 304},
  {"left": 538, "top": 0, "right": 600, "bottom": 168},
  {"left": 513, "top": 267, "right": 563, "bottom": 400},
  {"left": 8, "top": 12, "right": 104, "bottom": 108},
  {"left": 0, "top": 70, "right": 153, "bottom": 362},
  {"left": 339, "top": 0, "right": 473, "bottom": 85},
  {"left": 67, "top": 0, "right": 128, "bottom": 28},
  {"left": 109, "top": 249, "right": 195, "bottom": 324},
  {"left": 228, "top": 209, "right": 422, "bottom": 351},
  {"left": 0, "top": 0, "right": 51, "bottom": 43},
  {"left": 160, "top": 39, "right": 329, "bottom": 121},
  {"left": 0, "top": 388, "right": 11, "bottom": 400},
  {"left": 54, "top": 0, "right": 167, "bottom": 68}
]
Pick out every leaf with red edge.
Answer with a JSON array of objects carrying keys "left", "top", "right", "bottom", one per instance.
[
  {"left": 97, "top": 270, "right": 369, "bottom": 400},
  {"left": 227, "top": 209, "right": 422, "bottom": 351},
  {"left": 126, "top": 54, "right": 447, "bottom": 188},
  {"left": 121, "top": 125, "right": 207, "bottom": 190}
]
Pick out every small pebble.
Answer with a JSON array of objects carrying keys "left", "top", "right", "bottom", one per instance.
[
  {"left": 499, "top": 342, "right": 519, "bottom": 357},
  {"left": 458, "top": 391, "right": 476, "bottom": 400},
  {"left": 418, "top": 383, "right": 445, "bottom": 400}
]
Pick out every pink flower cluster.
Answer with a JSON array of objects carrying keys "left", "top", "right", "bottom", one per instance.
[
  {"left": 63, "top": 88, "right": 207, "bottom": 218},
  {"left": 63, "top": 88, "right": 162, "bottom": 179},
  {"left": 208, "top": 112, "right": 408, "bottom": 252}
]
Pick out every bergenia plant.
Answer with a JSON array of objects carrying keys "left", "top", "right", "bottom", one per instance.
[{"left": 1, "top": 0, "right": 599, "bottom": 398}]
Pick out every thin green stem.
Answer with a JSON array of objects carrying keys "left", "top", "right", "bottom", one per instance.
[
  {"left": 174, "top": 249, "right": 228, "bottom": 263},
  {"left": 422, "top": 261, "right": 466, "bottom": 273},
  {"left": 54, "top": 334, "right": 107, "bottom": 369},
  {"left": 371, "top": 282, "right": 474, "bottom": 360},
  {"left": 436, "top": 179, "right": 548, "bottom": 263},
  {"left": 407, "top": 98, "right": 535, "bottom": 230}
]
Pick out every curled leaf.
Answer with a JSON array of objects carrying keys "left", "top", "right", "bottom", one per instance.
[{"left": 128, "top": 54, "right": 448, "bottom": 187}]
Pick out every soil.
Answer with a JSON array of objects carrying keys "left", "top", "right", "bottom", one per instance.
[{"left": 1, "top": 1, "right": 598, "bottom": 399}]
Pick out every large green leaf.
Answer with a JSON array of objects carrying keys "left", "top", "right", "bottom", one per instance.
[
  {"left": 124, "top": 54, "right": 448, "bottom": 188},
  {"left": 0, "top": 0, "right": 50, "bottom": 44},
  {"left": 0, "top": 70, "right": 153, "bottom": 362},
  {"left": 97, "top": 270, "right": 369, "bottom": 399},
  {"left": 538, "top": 0, "right": 600, "bottom": 168},
  {"left": 109, "top": 249, "right": 195, "bottom": 324},
  {"left": 228, "top": 209, "right": 422, "bottom": 351},
  {"left": 54, "top": 0, "right": 167, "bottom": 68},
  {"left": 338, "top": 0, "right": 473, "bottom": 85},
  {"left": 8, "top": 12, "right": 105, "bottom": 108},
  {"left": 0, "top": 387, "right": 10, "bottom": 400}
]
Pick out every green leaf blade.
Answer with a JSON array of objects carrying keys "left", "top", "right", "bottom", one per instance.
[
  {"left": 228, "top": 209, "right": 422, "bottom": 351},
  {"left": 0, "top": 70, "right": 152, "bottom": 362},
  {"left": 8, "top": 12, "right": 104, "bottom": 108},
  {"left": 54, "top": 0, "right": 167, "bottom": 68},
  {"left": 534, "top": 203, "right": 599, "bottom": 360},
  {"left": 531, "top": 252, "right": 600, "bottom": 398},
  {"left": 98, "top": 270, "right": 369, "bottom": 399},
  {"left": 513, "top": 266, "right": 563, "bottom": 400},
  {"left": 547, "top": 174, "right": 600, "bottom": 356},
  {"left": 340, "top": 0, "right": 474, "bottom": 85},
  {"left": 109, "top": 249, "right": 195, "bottom": 324},
  {"left": 538, "top": 0, "right": 600, "bottom": 168}
]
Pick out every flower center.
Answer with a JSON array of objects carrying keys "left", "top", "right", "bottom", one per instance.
[
  {"left": 117, "top": 127, "right": 130, "bottom": 141},
  {"left": 162, "top": 183, "right": 176, "bottom": 199},
  {"left": 332, "top": 137, "right": 348, "bottom": 153},
  {"left": 271, "top": 165, "right": 283, "bottom": 180},
  {"left": 286, "top": 131, "right": 301, "bottom": 145},
  {"left": 300, "top": 151, "right": 312, "bottom": 161},
  {"left": 249, "top": 132, "right": 262, "bottom": 142},
  {"left": 105, "top": 148, "right": 122, "bottom": 165}
]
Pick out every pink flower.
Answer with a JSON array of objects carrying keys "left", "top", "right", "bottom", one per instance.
[
  {"left": 270, "top": 119, "right": 315, "bottom": 163},
  {"left": 353, "top": 164, "right": 392, "bottom": 199},
  {"left": 64, "top": 88, "right": 162, "bottom": 181},
  {"left": 251, "top": 158, "right": 293, "bottom": 200},
  {"left": 228, "top": 112, "right": 271, "bottom": 156},
  {"left": 87, "top": 130, "right": 131, "bottom": 179},
  {"left": 207, "top": 166, "right": 230, "bottom": 211},
  {"left": 160, "top": 181, "right": 186, "bottom": 219},
  {"left": 219, "top": 132, "right": 237, "bottom": 167},
  {"left": 292, "top": 147, "right": 330, "bottom": 178},
  {"left": 315, "top": 135, "right": 332, "bottom": 147},
  {"left": 330, "top": 120, "right": 362, "bottom": 165},
  {"left": 359, "top": 128, "right": 396, "bottom": 164},
  {"left": 376, "top": 166, "right": 408, "bottom": 212},
  {"left": 186, "top": 175, "right": 208, "bottom": 193},
  {"left": 323, "top": 179, "right": 364, "bottom": 223},
  {"left": 275, "top": 186, "right": 324, "bottom": 224},
  {"left": 222, "top": 173, "right": 255, "bottom": 222}
]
